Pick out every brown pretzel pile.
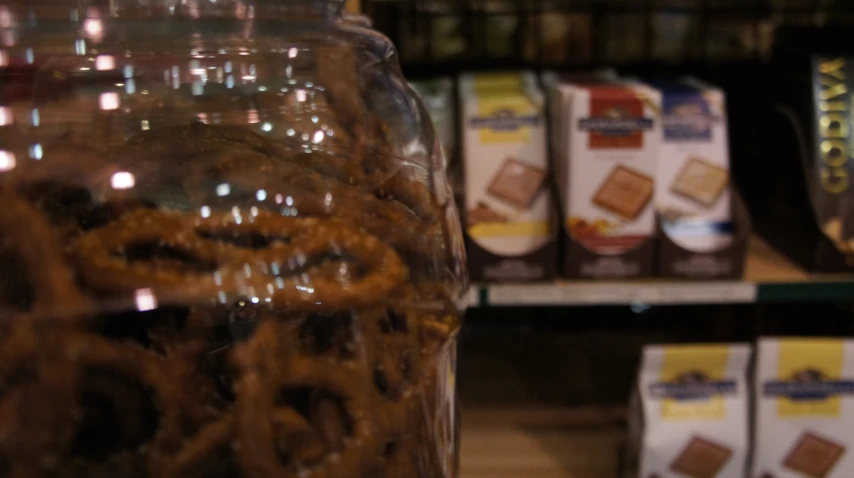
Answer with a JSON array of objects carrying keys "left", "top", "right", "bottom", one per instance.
[{"left": 0, "top": 122, "right": 461, "bottom": 477}]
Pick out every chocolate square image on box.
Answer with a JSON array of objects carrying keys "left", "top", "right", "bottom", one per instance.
[
  {"left": 670, "top": 157, "right": 730, "bottom": 209},
  {"left": 591, "top": 165, "right": 654, "bottom": 221},
  {"left": 467, "top": 201, "right": 509, "bottom": 226},
  {"left": 485, "top": 158, "right": 547, "bottom": 211},
  {"left": 669, "top": 436, "right": 733, "bottom": 478},
  {"left": 782, "top": 432, "right": 846, "bottom": 478}
]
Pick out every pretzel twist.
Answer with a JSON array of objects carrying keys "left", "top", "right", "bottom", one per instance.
[
  {"left": 0, "top": 325, "right": 211, "bottom": 477},
  {"left": 0, "top": 191, "right": 92, "bottom": 321},
  {"left": 233, "top": 319, "right": 382, "bottom": 478},
  {"left": 72, "top": 209, "right": 408, "bottom": 312}
]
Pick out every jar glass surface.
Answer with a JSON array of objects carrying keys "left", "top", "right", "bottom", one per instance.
[{"left": 0, "top": 1, "right": 466, "bottom": 476}]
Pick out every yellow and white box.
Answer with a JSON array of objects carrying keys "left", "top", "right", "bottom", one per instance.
[
  {"left": 459, "top": 71, "right": 555, "bottom": 282},
  {"left": 753, "top": 338, "right": 854, "bottom": 478},
  {"left": 628, "top": 344, "right": 751, "bottom": 478}
]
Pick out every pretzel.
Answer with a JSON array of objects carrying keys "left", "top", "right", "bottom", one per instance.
[
  {"left": 119, "top": 122, "right": 284, "bottom": 165},
  {"left": 232, "top": 319, "right": 383, "bottom": 478},
  {"left": 0, "top": 191, "right": 92, "bottom": 321},
  {"left": 72, "top": 209, "right": 408, "bottom": 312},
  {"left": 0, "top": 324, "right": 211, "bottom": 476},
  {"left": 0, "top": 324, "right": 78, "bottom": 477},
  {"left": 190, "top": 149, "right": 445, "bottom": 264}
]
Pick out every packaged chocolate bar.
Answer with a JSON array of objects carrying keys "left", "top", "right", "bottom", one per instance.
[
  {"left": 625, "top": 344, "right": 752, "bottom": 478},
  {"left": 460, "top": 71, "right": 557, "bottom": 282},
  {"left": 762, "top": 34, "right": 854, "bottom": 272},
  {"left": 648, "top": 78, "right": 734, "bottom": 254},
  {"left": 550, "top": 76, "right": 660, "bottom": 279},
  {"left": 753, "top": 338, "right": 854, "bottom": 478}
]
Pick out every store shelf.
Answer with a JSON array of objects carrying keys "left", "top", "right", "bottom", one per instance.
[{"left": 467, "top": 237, "right": 854, "bottom": 307}]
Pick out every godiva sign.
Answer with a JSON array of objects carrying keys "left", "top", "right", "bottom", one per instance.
[{"left": 815, "top": 58, "right": 850, "bottom": 195}]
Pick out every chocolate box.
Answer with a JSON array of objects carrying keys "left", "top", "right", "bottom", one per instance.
[
  {"left": 550, "top": 76, "right": 660, "bottom": 279},
  {"left": 645, "top": 77, "right": 748, "bottom": 280},
  {"left": 459, "top": 71, "right": 557, "bottom": 282},
  {"left": 758, "top": 27, "right": 854, "bottom": 273},
  {"left": 752, "top": 338, "right": 854, "bottom": 478},
  {"left": 623, "top": 344, "right": 752, "bottom": 478}
]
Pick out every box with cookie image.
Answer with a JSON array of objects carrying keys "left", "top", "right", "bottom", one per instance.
[
  {"left": 757, "top": 29, "right": 854, "bottom": 273},
  {"left": 752, "top": 338, "right": 854, "bottom": 478},
  {"left": 647, "top": 78, "right": 749, "bottom": 279},
  {"left": 622, "top": 344, "right": 752, "bottom": 478},
  {"left": 460, "top": 72, "right": 558, "bottom": 282},
  {"left": 550, "top": 77, "right": 660, "bottom": 279}
]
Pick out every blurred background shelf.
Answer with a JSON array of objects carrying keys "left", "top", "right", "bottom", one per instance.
[
  {"left": 462, "top": 408, "right": 624, "bottom": 478},
  {"left": 468, "top": 236, "right": 854, "bottom": 307}
]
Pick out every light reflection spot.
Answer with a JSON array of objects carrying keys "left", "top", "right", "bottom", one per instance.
[
  {"left": 95, "top": 54, "right": 115, "bottom": 70},
  {"left": 29, "top": 144, "right": 42, "bottom": 160},
  {"left": 0, "top": 106, "right": 12, "bottom": 126},
  {"left": 99, "top": 92, "right": 119, "bottom": 110},
  {"left": 110, "top": 171, "right": 135, "bottom": 190},
  {"left": 0, "top": 151, "right": 15, "bottom": 171},
  {"left": 134, "top": 288, "right": 157, "bottom": 312}
]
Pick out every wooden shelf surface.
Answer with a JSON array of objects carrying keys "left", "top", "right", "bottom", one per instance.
[{"left": 462, "top": 408, "right": 624, "bottom": 478}]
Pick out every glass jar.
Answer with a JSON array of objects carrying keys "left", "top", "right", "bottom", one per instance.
[{"left": 0, "top": 1, "right": 466, "bottom": 477}]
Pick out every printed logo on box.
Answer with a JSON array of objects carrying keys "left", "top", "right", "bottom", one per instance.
[
  {"left": 578, "top": 108, "right": 654, "bottom": 133},
  {"left": 469, "top": 108, "right": 541, "bottom": 131},
  {"left": 662, "top": 97, "right": 720, "bottom": 142},
  {"left": 764, "top": 368, "right": 854, "bottom": 401},
  {"left": 649, "top": 370, "right": 738, "bottom": 401},
  {"left": 581, "top": 97, "right": 654, "bottom": 149}
]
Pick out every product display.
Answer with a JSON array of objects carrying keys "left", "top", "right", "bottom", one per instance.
[
  {"left": 406, "top": 68, "right": 754, "bottom": 282},
  {"left": 0, "top": 1, "right": 465, "bottom": 477},
  {"left": 625, "top": 344, "right": 751, "bottom": 478},
  {"left": 753, "top": 338, "right": 854, "bottom": 478},
  {"left": 550, "top": 77, "right": 660, "bottom": 279},
  {"left": 651, "top": 78, "right": 734, "bottom": 254},
  {"left": 460, "top": 71, "right": 556, "bottom": 282},
  {"left": 763, "top": 34, "right": 854, "bottom": 273}
]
